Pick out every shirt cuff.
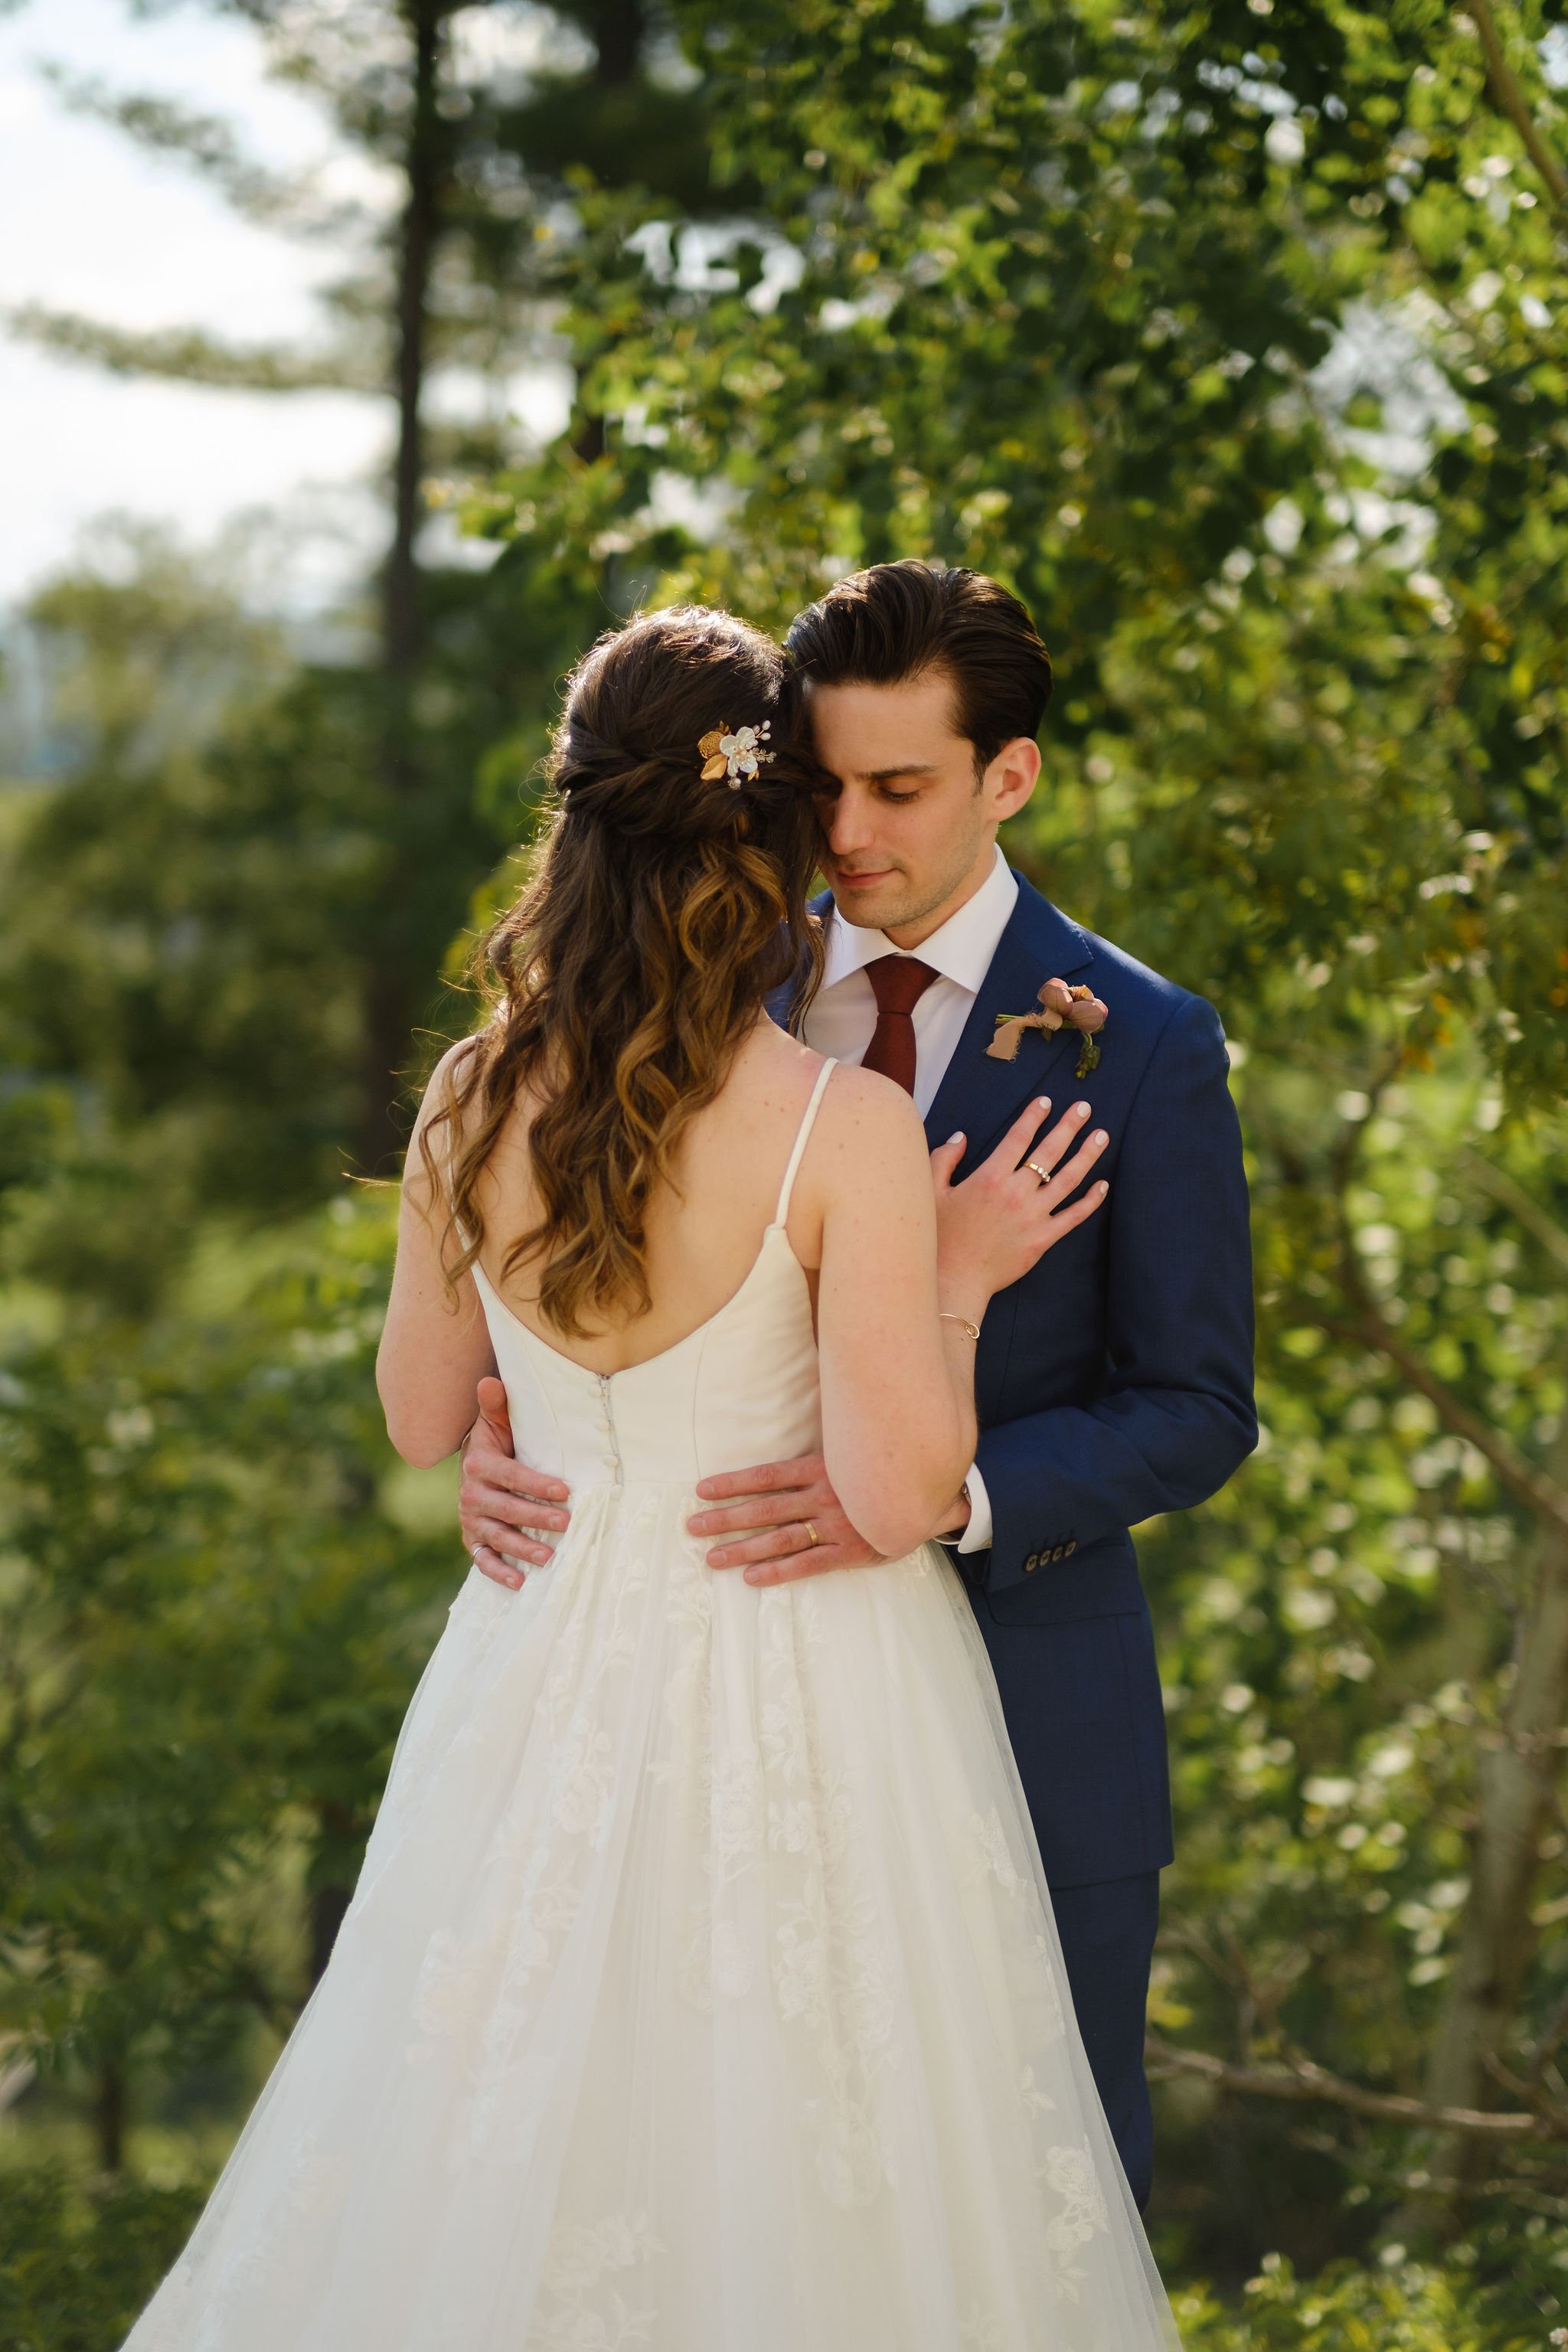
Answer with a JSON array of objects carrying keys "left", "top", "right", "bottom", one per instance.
[{"left": 955, "top": 1462, "right": 994, "bottom": 1553}]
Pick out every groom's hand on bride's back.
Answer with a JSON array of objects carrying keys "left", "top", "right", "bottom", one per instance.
[
  {"left": 458, "top": 1377, "right": 572, "bottom": 1591},
  {"left": 689, "top": 1452, "right": 886, "bottom": 1584},
  {"left": 688, "top": 1454, "right": 971, "bottom": 1585}
]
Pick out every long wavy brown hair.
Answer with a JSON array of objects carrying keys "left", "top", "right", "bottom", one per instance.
[{"left": 420, "top": 606, "right": 825, "bottom": 1337}]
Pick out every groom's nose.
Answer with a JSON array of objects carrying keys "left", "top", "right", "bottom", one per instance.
[{"left": 821, "top": 781, "right": 878, "bottom": 860}]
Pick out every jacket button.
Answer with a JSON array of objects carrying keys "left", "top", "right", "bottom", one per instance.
[
  {"left": 1066, "top": 1538, "right": 1076, "bottom": 1557},
  {"left": 1024, "top": 1552, "right": 1038, "bottom": 1573}
]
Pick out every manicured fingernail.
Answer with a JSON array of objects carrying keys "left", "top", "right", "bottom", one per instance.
[
  {"left": 947, "top": 1131, "right": 963, "bottom": 1147},
  {"left": 1074, "top": 1101, "right": 1090, "bottom": 1115},
  {"left": 1092, "top": 1130, "right": 1107, "bottom": 1145},
  {"left": 1095, "top": 1181, "right": 1109, "bottom": 1195},
  {"left": 1037, "top": 1098, "right": 1050, "bottom": 1111}
]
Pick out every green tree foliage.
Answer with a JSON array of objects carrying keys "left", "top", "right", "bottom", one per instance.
[
  {"left": 0, "top": 2167, "right": 204, "bottom": 2352},
  {"left": 1171, "top": 2227, "right": 1564, "bottom": 2348},
  {"left": 0, "top": 1162, "right": 453, "bottom": 2167},
  {"left": 4, "top": 0, "right": 1568, "bottom": 2340},
  {"left": 0, "top": 531, "right": 568, "bottom": 1210}
]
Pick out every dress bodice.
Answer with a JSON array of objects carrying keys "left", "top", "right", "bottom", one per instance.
[
  {"left": 472, "top": 1223, "right": 823, "bottom": 1490},
  {"left": 469, "top": 1062, "right": 833, "bottom": 1491}
]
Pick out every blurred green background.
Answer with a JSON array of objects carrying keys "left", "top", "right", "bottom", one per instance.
[{"left": 2, "top": 2, "right": 1567, "bottom": 2344}]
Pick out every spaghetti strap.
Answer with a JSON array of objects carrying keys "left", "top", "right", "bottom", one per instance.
[{"left": 774, "top": 1058, "right": 836, "bottom": 1227}]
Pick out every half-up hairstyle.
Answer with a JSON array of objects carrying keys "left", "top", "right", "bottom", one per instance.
[{"left": 422, "top": 606, "right": 825, "bottom": 1337}]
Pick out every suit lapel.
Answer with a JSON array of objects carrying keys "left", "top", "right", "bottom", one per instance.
[{"left": 923, "top": 878, "right": 1096, "bottom": 1162}]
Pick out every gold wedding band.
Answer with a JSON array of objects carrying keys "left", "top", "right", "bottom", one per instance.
[
  {"left": 1027, "top": 1160, "right": 1050, "bottom": 1184},
  {"left": 804, "top": 1521, "right": 820, "bottom": 1547}
]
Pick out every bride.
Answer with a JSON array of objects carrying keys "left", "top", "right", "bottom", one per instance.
[{"left": 122, "top": 606, "right": 1178, "bottom": 2350}]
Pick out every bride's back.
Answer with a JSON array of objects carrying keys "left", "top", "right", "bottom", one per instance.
[{"left": 472, "top": 1023, "right": 835, "bottom": 1375}]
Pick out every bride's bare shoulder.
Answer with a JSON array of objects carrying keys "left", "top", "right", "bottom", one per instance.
[
  {"left": 401, "top": 1031, "right": 494, "bottom": 1198},
  {"left": 802, "top": 1060, "right": 929, "bottom": 1201},
  {"left": 741, "top": 1024, "right": 920, "bottom": 1142},
  {"left": 415, "top": 1030, "right": 487, "bottom": 1112}
]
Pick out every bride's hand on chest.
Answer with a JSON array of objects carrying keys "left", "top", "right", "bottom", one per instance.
[{"left": 930, "top": 1096, "right": 1109, "bottom": 1304}]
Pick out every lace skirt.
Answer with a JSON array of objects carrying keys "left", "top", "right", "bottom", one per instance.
[{"left": 124, "top": 1483, "right": 1178, "bottom": 2351}]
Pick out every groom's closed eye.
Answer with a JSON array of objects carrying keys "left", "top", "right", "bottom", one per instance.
[
  {"left": 864, "top": 764, "right": 938, "bottom": 798},
  {"left": 815, "top": 775, "right": 931, "bottom": 810}
]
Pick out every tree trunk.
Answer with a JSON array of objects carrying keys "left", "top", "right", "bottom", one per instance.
[
  {"left": 355, "top": 943, "right": 420, "bottom": 1181},
  {"left": 309, "top": 1880, "right": 354, "bottom": 1986},
  {"left": 95, "top": 2056, "right": 126, "bottom": 2174},
  {"left": 358, "top": 0, "right": 448, "bottom": 1177},
  {"left": 584, "top": 0, "right": 643, "bottom": 87},
  {"left": 382, "top": 2, "right": 443, "bottom": 693},
  {"left": 307, "top": 1799, "right": 364, "bottom": 1985},
  {"left": 1422, "top": 1403, "right": 1568, "bottom": 2194}
]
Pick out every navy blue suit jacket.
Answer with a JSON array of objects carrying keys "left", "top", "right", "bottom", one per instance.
[{"left": 789, "top": 874, "right": 1257, "bottom": 1889}]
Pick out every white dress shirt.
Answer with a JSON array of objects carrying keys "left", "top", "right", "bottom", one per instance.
[{"left": 802, "top": 847, "right": 1018, "bottom": 1553}]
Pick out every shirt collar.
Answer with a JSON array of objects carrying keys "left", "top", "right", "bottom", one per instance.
[{"left": 820, "top": 844, "right": 1019, "bottom": 996}]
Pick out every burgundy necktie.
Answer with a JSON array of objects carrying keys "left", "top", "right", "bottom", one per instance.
[{"left": 861, "top": 956, "right": 939, "bottom": 1096}]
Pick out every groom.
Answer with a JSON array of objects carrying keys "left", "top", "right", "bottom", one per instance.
[{"left": 457, "top": 560, "right": 1256, "bottom": 2208}]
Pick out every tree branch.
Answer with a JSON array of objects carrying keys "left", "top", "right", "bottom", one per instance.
[
  {"left": 1145, "top": 2034, "right": 1562, "bottom": 2137},
  {"left": 1462, "top": 1152, "right": 1568, "bottom": 1278},
  {"left": 6, "top": 306, "right": 382, "bottom": 394},
  {"left": 1292, "top": 2125, "right": 1568, "bottom": 2208},
  {"left": 1525, "top": 1980, "right": 1568, "bottom": 2092},
  {"left": 35, "top": 66, "right": 355, "bottom": 237},
  {"left": 1465, "top": 0, "right": 1568, "bottom": 211},
  {"left": 0, "top": 2040, "right": 35, "bottom": 2117},
  {"left": 1316, "top": 1302, "right": 1568, "bottom": 1537}
]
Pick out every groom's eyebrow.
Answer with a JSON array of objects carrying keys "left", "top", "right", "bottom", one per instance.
[{"left": 861, "top": 761, "right": 939, "bottom": 782}]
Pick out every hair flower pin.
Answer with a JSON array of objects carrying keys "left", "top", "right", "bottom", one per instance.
[
  {"left": 987, "top": 976, "right": 1109, "bottom": 1077},
  {"left": 698, "top": 720, "right": 774, "bottom": 788}
]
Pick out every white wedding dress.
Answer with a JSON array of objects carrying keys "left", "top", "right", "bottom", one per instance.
[{"left": 126, "top": 1063, "right": 1178, "bottom": 2351}]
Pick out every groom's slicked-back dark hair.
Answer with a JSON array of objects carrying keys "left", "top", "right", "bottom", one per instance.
[{"left": 784, "top": 559, "right": 1053, "bottom": 769}]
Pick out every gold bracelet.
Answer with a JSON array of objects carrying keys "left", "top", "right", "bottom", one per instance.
[{"left": 939, "top": 1312, "right": 982, "bottom": 1342}]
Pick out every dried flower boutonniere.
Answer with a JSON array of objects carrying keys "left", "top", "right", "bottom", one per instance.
[{"left": 986, "top": 977, "right": 1109, "bottom": 1078}]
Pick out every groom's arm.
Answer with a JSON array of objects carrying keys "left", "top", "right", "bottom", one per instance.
[{"left": 969, "top": 994, "right": 1256, "bottom": 1597}]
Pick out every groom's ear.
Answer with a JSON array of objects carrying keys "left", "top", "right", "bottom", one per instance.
[{"left": 982, "top": 735, "right": 1042, "bottom": 822}]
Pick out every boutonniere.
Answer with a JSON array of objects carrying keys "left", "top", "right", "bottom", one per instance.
[{"left": 986, "top": 977, "right": 1109, "bottom": 1077}]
